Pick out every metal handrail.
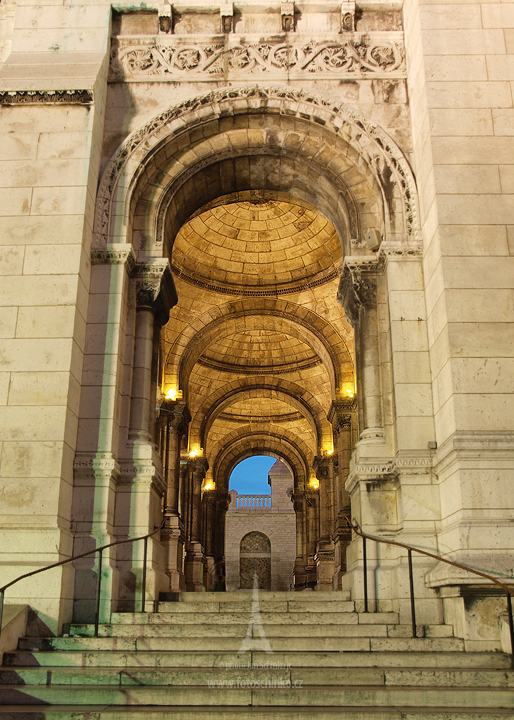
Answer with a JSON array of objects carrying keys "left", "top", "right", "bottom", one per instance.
[
  {"left": 0, "top": 518, "right": 165, "bottom": 640},
  {"left": 346, "top": 517, "right": 514, "bottom": 656}
]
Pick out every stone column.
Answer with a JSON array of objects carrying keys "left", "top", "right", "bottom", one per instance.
[
  {"left": 338, "top": 258, "right": 383, "bottom": 441},
  {"left": 121, "top": 260, "right": 177, "bottom": 609},
  {"left": 161, "top": 402, "right": 189, "bottom": 592},
  {"left": 292, "top": 493, "right": 306, "bottom": 589},
  {"left": 203, "top": 491, "right": 217, "bottom": 590},
  {"left": 305, "top": 490, "right": 319, "bottom": 588},
  {"left": 184, "top": 457, "right": 208, "bottom": 591},
  {"left": 328, "top": 400, "right": 356, "bottom": 589},
  {"left": 314, "top": 455, "right": 335, "bottom": 590}
]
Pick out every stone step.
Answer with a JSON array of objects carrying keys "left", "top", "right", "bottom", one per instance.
[
  {"left": 17, "top": 635, "right": 465, "bottom": 653},
  {"left": 68, "top": 622, "right": 454, "bottom": 640},
  {"left": 165, "top": 591, "right": 351, "bottom": 604},
  {"left": 2, "top": 666, "right": 513, "bottom": 688},
  {"left": 5, "top": 650, "right": 509, "bottom": 670},
  {"left": 3, "top": 707, "right": 514, "bottom": 719},
  {"left": 75, "top": 611, "right": 385, "bottom": 628},
  {"left": 114, "top": 600, "right": 362, "bottom": 616},
  {"left": 1, "top": 684, "right": 513, "bottom": 708},
  {"left": 156, "top": 600, "right": 357, "bottom": 614}
]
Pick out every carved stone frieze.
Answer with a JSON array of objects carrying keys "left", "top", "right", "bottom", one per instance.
[
  {"left": 0, "top": 89, "right": 93, "bottom": 105},
  {"left": 109, "top": 33, "right": 405, "bottom": 82}
]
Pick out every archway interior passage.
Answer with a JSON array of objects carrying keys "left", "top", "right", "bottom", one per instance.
[{"left": 158, "top": 186, "right": 357, "bottom": 589}]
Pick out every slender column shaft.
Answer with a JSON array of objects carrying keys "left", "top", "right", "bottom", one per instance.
[{"left": 128, "top": 307, "right": 154, "bottom": 441}]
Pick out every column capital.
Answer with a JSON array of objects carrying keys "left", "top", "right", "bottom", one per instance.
[
  {"left": 337, "top": 256, "right": 383, "bottom": 325},
  {"left": 313, "top": 455, "right": 332, "bottom": 479},
  {"left": 328, "top": 400, "right": 355, "bottom": 435},
  {"left": 134, "top": 259, "right": 177, "bottom": 326},
  {"left": 159, "top": 399, "right": 191, "bottom": 432}
]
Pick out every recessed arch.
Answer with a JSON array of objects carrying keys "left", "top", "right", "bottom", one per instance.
[
  {"left": 189, "top": 378, "right": 332, "bottom": 451},
  {"left": 163, "top": 297, "right": 353, "bottom": 400},
  {"left": 94, "top": 86, "right": 419, "bottom": 255}
]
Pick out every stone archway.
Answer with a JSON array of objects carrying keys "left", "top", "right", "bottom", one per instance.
[{"left": 82, "top": 84, "right": 427, "bottom": 609}]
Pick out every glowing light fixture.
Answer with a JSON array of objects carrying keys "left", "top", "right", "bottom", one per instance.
[
  {"left": 309, "top": 477, "right": 320, "bottom": 490},
  {"left": 189, "top": 448, "right": 199, "bottom": 458},
  {"left": 165, "top": 387, "right": 183, "bottom": 401},
  {"left": 203, "top": 480, "right": 215, "bottom": 491}
]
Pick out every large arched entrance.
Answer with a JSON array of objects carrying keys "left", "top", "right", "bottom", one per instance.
[{"left": 74, "top": 86, "right": 426, "bottom": 620}]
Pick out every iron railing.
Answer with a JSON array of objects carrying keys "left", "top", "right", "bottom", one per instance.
[
  {"left": 0, "top": 519, "right": 165, "bottom": 641},
  {"left": 347, "top": 517, "right": 514, "bottom": 656}
]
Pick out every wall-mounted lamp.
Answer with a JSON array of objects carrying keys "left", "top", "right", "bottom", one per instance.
[{"left": 165, "top": 387, "right": 183, "bottom": 401}]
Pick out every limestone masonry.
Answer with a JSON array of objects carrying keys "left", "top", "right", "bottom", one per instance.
[{"left": 0, "top": 0, "right": 513, "bottom": 662}]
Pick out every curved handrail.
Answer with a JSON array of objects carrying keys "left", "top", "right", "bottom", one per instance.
[
  {"left": 0, "top": 517, "right": 166, "bottom": 638},
  {"left": 345, "top": 516, "right": 514, "bottom": 596}
]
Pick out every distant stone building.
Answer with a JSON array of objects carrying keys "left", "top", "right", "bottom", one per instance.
[
  {"left": 225, "top": 459, "right": 296, "bottom": 591},
  {"left": 0, "top": 0, "right": 513, "bottom": 655}
]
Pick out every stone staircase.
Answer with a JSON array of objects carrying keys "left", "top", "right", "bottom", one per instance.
[{"left": 1, "top": 590, "right": 514, "bottom": 719}]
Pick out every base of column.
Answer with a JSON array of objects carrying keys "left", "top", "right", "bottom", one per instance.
[
  {"left": 315, "top": 539, "right": 335, "bottom": 591},
  {"left": 163, "top": 514, "right": 186, "bottom": 592},
  {"left": 333, "top": 519, "right": 352, "bottom": 590},
  {"left": 204, "top": 555, "right": 216, "bottom": 590},
  {"left": 185, "top": 542, "right": 206, "bottom": 591}
]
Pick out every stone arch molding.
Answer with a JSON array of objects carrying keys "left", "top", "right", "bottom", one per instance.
[{"left": 94, "top": 86, "right": 420, "bottom": 251}]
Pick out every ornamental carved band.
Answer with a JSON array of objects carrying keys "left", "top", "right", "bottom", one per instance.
[{"left": 109, "top": 34, "right": 405, "bottom": 81}]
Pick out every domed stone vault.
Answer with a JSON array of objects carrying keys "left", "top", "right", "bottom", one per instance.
[{"left": 158, "top": 190, "right": 356, "bottom": 591}]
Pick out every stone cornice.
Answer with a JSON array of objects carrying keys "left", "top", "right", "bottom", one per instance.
[
  {"left": 91, "top": 244, "right": 136, "bottom": 274},
  {"left": 0, "top": 89, "right": 94, "bottom": 105}
]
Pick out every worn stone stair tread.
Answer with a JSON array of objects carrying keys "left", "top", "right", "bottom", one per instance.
[
  {"left": 2, "top": 707, "right": 514, "bottom": 720},
  {"left": 2, "top": 666, "right": 514, "bottom": 688},
  {"left": 5, "top": 649, "right": 510, "bottom": 669},
  {"left": 1, "top": 684, "right": 514, "bottom": 707}
]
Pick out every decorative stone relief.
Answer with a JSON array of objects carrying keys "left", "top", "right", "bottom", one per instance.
[
  {"left": 109, "top": 34, "right": 405, "bottom": 81},
  {"left": 0, "top": 89, "right": 93, "bottom": 105}
]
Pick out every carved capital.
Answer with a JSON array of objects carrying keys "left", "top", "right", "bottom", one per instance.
[
  {"left": 337, "top": 256, "right": 382, "bottom": 324},
  {"left": 159, "top": 399, "right": 190, "bottom": 433},
  {"left": 134, "top": 260, "right": 177, "bottom": 325},
  {"left": 328, "top": 400, "right": 355, "bottom": 435},
  {"left": 313, "top": 455, "right": 331, "bottom": 480}
]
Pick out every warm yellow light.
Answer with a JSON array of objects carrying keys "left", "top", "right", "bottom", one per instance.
[
  {"left": 345, "top": 388, "right": 355, "bottom": 398},
  {"left": 189, "top": 448, "right": 199, "bottom": 458},
  {"left": 165, "top": 387, "right": 183, "bottom": 401},
  {"left": 326, "top": 446, "right": 334, "bottom": 456},
  {"left": 203, "top": 480, "right": 215, "bottom": 491},
  {"left": 309, "top": 477, "right": 320, "bottom": 490}
]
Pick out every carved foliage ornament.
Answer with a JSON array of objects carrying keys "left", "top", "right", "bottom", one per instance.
[
  {"left": 0, "top": 89, "right": 93, "bottom": 105},
  {"left": 94, "top": 86, "right": 418, "bottom": 248},
  {"left": 134, "top": 261, "right": 177, "bottom": 325},
  {"left": 109, "top": 35, "right": 405, "bottom": 80}
]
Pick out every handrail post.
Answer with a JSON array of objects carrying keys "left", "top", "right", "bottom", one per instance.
[
  {"left": 507, "top": 592, "right": 514, "bottom": 665},
  {"left": 362, "top": 535, "right": 368, "bottom": 613},
  {"left": 142, "top": 536, "right": 148, "bottom": 613},
  {"left": 408, "top": 549, "right": 417, "bottom": 638},
  {"left": 94, "top": 548, "right": 103, "bottom": 638}
]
